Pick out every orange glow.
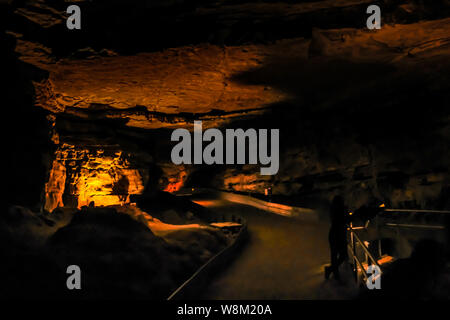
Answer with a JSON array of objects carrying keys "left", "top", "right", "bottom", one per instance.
[
  {"left": 37, "top": 44, "right": 286, "bottom": 125},
  {"left": 210, "top": 222, "right": 242, "bottom": 228},
  {"left": 45, "top": 146, "right": 144, "bottom": 211},
  {"left": 163, "top": 170, "right": 187, "bottom": 193},
  {"left": 192, "top": 200, "right": 220, "bottom": 207},
  {"left": 44, "top": 160, "right": 66, "bottom": 212},
  {"left": 377, "top": 255, "right": 393, "bottom": 265},
  {"left": 115, "top": 205, "right": 207, "bottom": 237},
  {"left": 164, "top": 180, "right": 184, "bottom": 193},
  {"left": 115, "top": 205, "right": 240, "bottom": 237},
  {"left": 361, "top": 255, "right": 394, "bottom": 271},
  {"left": 223, "top": 173, "right": 266, "bottom": 193},
  {"left": 147, "top": 220, "right": 206, "bottom": 236}
]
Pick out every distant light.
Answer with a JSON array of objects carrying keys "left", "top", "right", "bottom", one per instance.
[
  {"left": 379, "top": 203, "right": 385, "bottom": 208},
  {"left": 349, "top": 212, "right": 353, "bottom": 216}
]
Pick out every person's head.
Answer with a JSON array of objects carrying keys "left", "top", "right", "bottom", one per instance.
[{"left": 330, "top": 195, "right": 346, "bottom": 223}]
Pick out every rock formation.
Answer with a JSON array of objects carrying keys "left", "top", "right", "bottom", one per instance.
[{"left": 3, "top": 0, "right": 450, "bottom": 212}]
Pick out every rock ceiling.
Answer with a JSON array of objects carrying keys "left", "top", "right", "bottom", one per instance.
[{"left": 8, "top": 0, "right": 449, "bottom": 130}]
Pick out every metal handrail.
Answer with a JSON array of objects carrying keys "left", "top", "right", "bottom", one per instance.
[
  {"left": 348, "top": 223, "right": 382, "bottom": 283},
  {"left": 347, "top": 207, "right": 449, "bottom": 282},
  {"left": 352, "top": 231, "right": 382, "bottom": 270},
  {"left": 384, "top": 223, "right": 445, "bottom": 230},
  {"left": 348, "top": 243, "right": 370, "bottom": 282},
  {"left": 381, "top": 208, "right": 448, "bottom": 230},
  {"left": 383, "top": 209, "right": 450, "bottom": 214},
  {"left": 167, "top": 213, "right": 248, "bottom": 300}
]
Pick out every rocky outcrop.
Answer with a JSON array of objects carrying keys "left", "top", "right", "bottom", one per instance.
[{"left": 44, "top": 145, "right": 145, "bottom": 212}]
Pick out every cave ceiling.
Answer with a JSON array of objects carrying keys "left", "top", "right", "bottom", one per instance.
[{"left": 9, "top": 0, "right": 450, "bottom": 131}]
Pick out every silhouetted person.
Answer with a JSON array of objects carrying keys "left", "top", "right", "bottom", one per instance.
[
  {"left": 325, "top": 195, "right": 349, "bottom": 281},
  {"left": 112, "top": 176, "right": 130, "bottom": 202}
]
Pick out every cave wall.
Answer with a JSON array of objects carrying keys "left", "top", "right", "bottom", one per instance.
[
  {"left": 44, "top": 145, "right": 145, "bottom": 211},
  {"left": 2, "top": 3, "right": 53, "bottom": 211},
  {"left": 216, "top": 139, "right": 450, "bottom": 210}
]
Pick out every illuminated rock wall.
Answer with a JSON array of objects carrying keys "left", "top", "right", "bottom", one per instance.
[
  {"left": 45, "top": 144, "right": 145, "bottom": 212},
  {"left": 217, "top": 140, "right": 450, "bottom": 210}
]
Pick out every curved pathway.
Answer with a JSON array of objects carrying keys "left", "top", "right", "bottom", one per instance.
[{"left": 197, "top": 197, "right": 358, "bottom": 299}]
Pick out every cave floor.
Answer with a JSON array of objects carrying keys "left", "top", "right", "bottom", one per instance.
[{"left": 195, "top": 197, "right": 359, "bottom": 299}]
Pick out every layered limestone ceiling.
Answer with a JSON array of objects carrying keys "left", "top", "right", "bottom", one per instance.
[
  {"left": 35, "top": 44, "right": 289, "bottom": 127},
  {"left": 9, "top": 0, "right": 450, "bottom": 129},
  {"left": 26, "top": 17, "right": 450, "bottom": 131}
]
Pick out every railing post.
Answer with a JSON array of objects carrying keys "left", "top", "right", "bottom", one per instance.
[
  {"left": 351, "top": 222, "right": 356, "bottom": 260},
  {"left": 349, "top": 222, "right": 357, "bottom": 281},
  {"left": 376, "top": 214, "right": 382, "bottom": 258},
  {"left": 355, "top": 243, "right": 361, "bottom": 285}
]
